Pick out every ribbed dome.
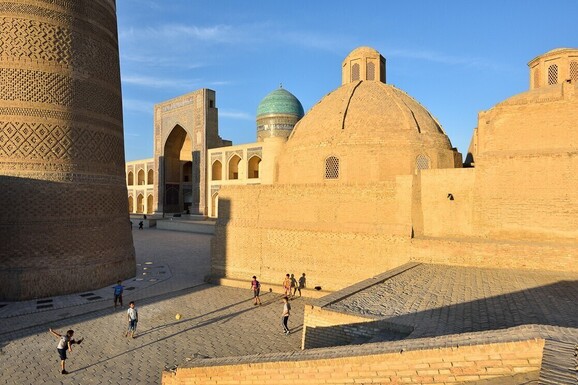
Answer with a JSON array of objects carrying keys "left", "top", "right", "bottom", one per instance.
[
  {"left": 276, "top": 80, "right": 458, "bottom": 184},
  {"left": 256, "top": 88, "right": 304, "bottom": 118}
]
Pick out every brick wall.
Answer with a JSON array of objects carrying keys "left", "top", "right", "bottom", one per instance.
[
  {"left": 212, "top": 182, "right": 413, "bottom": 291},
  {"left": 162, "top": 339, "right": 543, "bottom": 385}
]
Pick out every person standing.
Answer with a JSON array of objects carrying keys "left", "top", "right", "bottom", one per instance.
[
  {"left": 49, "top": 328, "right": 83, "bottom": 374},
  {"left": 251, "top": 275, "right": 262, "bottom": 306},
  {"left": 290, "top": 274, "right": 298, "bottom": 297},
  {"left": 125, "top": 301, "right": 138, "bottom": 338},
  {"left": 113, "top": 280, "right": 124, "bottom": 308},
  {"left": 282, "top": 274, "right": 291, "bottom": 297},
  {"left": 281, "top": 296, "right": 291, "bottom": 334},
  {"left": 297, "top": 273, "right": 306, "bottom": 297}
]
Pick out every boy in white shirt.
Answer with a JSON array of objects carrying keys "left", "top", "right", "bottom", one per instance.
[{"left": 126, "top": 301, "right": 138, "bottom": 338}]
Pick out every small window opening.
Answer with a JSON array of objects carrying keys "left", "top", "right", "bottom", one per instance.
[
  {"left": 325, "top": 156, "right": 340, "bottom": 179},
  {"left": 548, "top": 64, "right": 558, "bottom": 85}
]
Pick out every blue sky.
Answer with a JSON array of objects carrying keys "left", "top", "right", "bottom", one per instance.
[{"left": 118, "top": 0, "right": 578, "bottom": 161}]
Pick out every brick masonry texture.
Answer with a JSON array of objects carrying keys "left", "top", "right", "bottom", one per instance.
[
  {"left": 162, "top": 337, "right": 544, "bottom": 385},
  {"left": 0, "top": 0, "right": 134, "bottom": 300}
]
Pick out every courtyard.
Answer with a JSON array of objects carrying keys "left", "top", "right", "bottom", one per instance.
[{"left": 0, "top": 229, "right": 304, "bottom": 384}]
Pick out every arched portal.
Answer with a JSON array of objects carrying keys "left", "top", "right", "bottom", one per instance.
[
  {"left": 128, "top": 195, "right": 134, "bottom": 213},
  {"left": 136, "top": 194, "right": 144, "bottom": 214},
  {"left": 163, "top": 125, "right": 193, "bottom": 213}
]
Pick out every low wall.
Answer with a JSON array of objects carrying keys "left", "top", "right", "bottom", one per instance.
[
  {"left": 162, "top": 338, "right": 543, "bottom": 385},
  {"left": 157, "top": 219, "right": 215, "bottom": 234}
]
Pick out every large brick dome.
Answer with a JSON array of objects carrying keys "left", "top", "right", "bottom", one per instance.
[{"left": 276, "top": 47, "right": 460, "bottom": 184}]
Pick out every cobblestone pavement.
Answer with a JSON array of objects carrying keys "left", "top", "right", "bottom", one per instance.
[
  {"left": 0, "top": 229, "right": 304, "bottom": 385},
  {"left": 329, "top": 263, "right": 578, "bottom": 339}
]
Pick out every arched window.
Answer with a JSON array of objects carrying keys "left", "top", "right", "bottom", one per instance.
[
  {"left": 128, "top": 195, "right": 134, "bottom": 213},
  {"left": 147, "top": 194, "right": 153, "bottom": 214},
  {"left": 248, "top": 156, "right": 261, "bottom": 179},
  {"left": 570, "top": 61, "right": 578, "bottom": 83},
  {"left": 147, "top": 169, "right": 154, "bottom": 185},
  {"left": 127, "top": 171, "right": 134, "bottom": 186},
  {"left": 366, "top": 62, "right": 375, "bottom": 81},
  {"left": 325, "top": 156, "right": 340, "bottom": 179},
  {"left": 137, "top": 169, "right": 145, "bottom": 185},
  {"left": 228, "top": 155, "right": 241, "bottom": 180},
  {"left": 137, "top": 194, "right": 144, "bottom": 214},
  {"left": 352, "top": 63, "right": 360, "bottom": 81},
  {"left": 212, "top": 160, "right": 222, "bottom": 181},
  {"left": 416, "top": 154, "right": 430, "bottom": 171},
  {"left": 548, "top": 64, "right": 558, "bottom": 85}
]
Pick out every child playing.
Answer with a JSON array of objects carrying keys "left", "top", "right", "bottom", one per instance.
[
  {"left": 297, "top": 273, "right": 306, "bottom": 297},
  {"left": 251, "top": 275, "right": 262, "bottom": 306},
  {"left": 282, "top": 274, "right": 291, "bottom": 297},
  {"left": 125, "top": 301, "right": 138, "bottom": 338},
  {"left": 281, "top": 296, "right": 291, "bottom": 334},
  {"left": 48, "top": 328, "right": 83, "bottom": 374},
  {"left": 113, "top": 280, "right": 124, "bottom": 308}
]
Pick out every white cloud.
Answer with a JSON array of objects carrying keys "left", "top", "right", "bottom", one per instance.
[
  {"left": 119, "top": 24, "right": 240, "bottom": 44},
  {"left": 122, "top": 75, "right": 201, "bottom": 89},
  {"left": 219, "top": 110, "right": 253, "bottom": 121},
  {"left": 120, "top": 53, "right": 205, "bottom": 69},
  {"left": 122, "top": 98, "right": 154, "bottom": 114}
]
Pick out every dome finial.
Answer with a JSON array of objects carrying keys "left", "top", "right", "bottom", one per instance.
[{"left": 279, "top": 82, "right": 283, "bottom": 89}]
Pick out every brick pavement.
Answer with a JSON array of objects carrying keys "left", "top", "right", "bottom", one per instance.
[
  {"left": 329, "top": 263, "right": 578, "bottom": 339},
  {"left": 0, "top": 229, "right": 304, "bottom": 385}
]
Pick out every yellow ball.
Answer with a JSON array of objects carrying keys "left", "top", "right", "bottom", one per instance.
[{"left": 175, "top": 313, "right": 182, "bottom": 320}]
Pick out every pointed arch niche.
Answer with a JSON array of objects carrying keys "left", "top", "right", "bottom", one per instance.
[
  {"left": 212, "top": 160, "right": 222, "bottom": 181},
  {"left": 248, "top": 155, "right": 261, "bottom": 179},
  {"left": 228, "top": 154, "right": 241, "bottom": 180}
]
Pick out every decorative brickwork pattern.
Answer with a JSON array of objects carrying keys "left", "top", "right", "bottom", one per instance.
[
  {"left": 570, "top": 61, "right": 578, "bottom": 83},
  {"left": 352, "top": 62, "right": 360, "bottom": 81},
  {"left": 0, "top": 0, "right": 134, "bottom": 301},
  {"left": 548, "top": 64, "right": 558, "bottom": 85},
  {"left": 366, "top": 61, "right": 375, "bottom": 80},
  {"left": 0, "top": 121, "right": 124, "bottom": 165},
  {"left": 324, "top": 156, "right": 339, "bottom": 179},
  {"left": 416, "top": 154, "right": 430, "bottom": 170}
]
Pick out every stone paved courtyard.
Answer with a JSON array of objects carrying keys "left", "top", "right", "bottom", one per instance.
[
  {"left": 329, "top": 263, "right": 578, "bottom": 339},
  {"left": 0, "top": 229, "right": 304, "bottom": 385},
  {"left": 2, "top": 229, "right": 578, "bottom": 385}
]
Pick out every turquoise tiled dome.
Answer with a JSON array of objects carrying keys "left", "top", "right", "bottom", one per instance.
[{"left": 256, "top": 87, "right": 304, "bottom": 118}]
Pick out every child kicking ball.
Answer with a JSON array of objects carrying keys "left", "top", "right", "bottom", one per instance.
[{"left": 48, "top": 328, "right": 83, "bottom": 374}]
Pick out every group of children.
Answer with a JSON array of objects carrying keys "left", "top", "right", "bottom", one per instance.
[
  {"left": 48, "top": 281, "right": 139, "bottom": 375},
  {"left": 251, "top": 273, "right": 306, "bottom": 335},
  {"left": 50, "top": 274, "right": 307, "bottom": 374}
]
